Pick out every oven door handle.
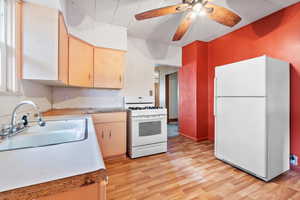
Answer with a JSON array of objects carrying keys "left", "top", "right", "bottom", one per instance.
[{"left": 133, "top": 116, "right": 166, "bottom": 121}]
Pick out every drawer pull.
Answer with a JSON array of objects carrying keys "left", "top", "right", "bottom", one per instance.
[{"left": 81, "top": 177, "right": 95, "bottom": 187}]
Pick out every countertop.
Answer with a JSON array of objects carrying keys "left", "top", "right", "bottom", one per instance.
[
  {"left": 43, "top": 108, "right": 127, "bottom": 116},
  {"left": 0, "top": 115, "right": 105, "bottom": 193},
  {"left": 0, "top": 170, "right": 105, "bottom": 200}
]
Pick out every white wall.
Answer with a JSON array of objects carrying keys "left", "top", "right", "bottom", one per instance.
[
  {"left": 68, "top": 18, "right": 128, "bottom": 51},
  {"left": 64, "top": 0, "right": 127, "bottom": 51},
  {"left": 127, "top": 37, "right": 182, "bottom": 67},
  {"left": 168, "top": 73, "right": 178, "bottom": 119},
  {"left": 122, "top": 37, "right": 156, "bottom": 97},
  {"left": 0, "top": 80, "right": 52, "bottom": 124},
  {"left": 52, "top": 88, "right": 123, "bottom": 109}
]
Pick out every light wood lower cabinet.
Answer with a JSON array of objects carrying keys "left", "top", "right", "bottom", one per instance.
[
  {"left": 36, "top": 180, "right": 106, "bottom": 200},
  {"left": 68, "top": 36, "right": 94, "bottom": 87},
  {"left": 93, "top": 112, "right": 127, "bottom": 159}
]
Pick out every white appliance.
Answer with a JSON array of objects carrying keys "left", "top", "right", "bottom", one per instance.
[
  {"left": 125, "top": 97, "right": 167, "bottom": 158},
  {"left": 214, "top": 55, "right": 290, "bottom": 181}
]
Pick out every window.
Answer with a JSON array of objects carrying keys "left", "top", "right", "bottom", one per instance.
[
  {"left": 0, "top": 0, "right": 6, "bottom": 91},
  {"left": 0, "top": 0, "right": 19, "bottom": 94}
]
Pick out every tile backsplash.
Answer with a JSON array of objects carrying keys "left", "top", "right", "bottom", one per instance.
[{"left": 52, "top": 87, "right": 124, "bottom": 109}]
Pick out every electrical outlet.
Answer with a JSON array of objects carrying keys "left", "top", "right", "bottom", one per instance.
[
  {"left": 149, "top": 90, "right": 153, "bottom": 96},
  {"left": 290, "top": 154, "right": 298, "bottom": 166}
]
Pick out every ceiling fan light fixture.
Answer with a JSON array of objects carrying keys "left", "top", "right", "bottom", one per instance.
[
  {"left": 189, "top": 11, "right": 198, "bottom": 19},
  {"left": 135, "top": 0, "right": 242, "bottom": 41},
  {"left": 192, "top": 3, "right": 203, "bottom": 12},
  {"left": 198, "top": 9, "right": 207, "bottom": 16}
]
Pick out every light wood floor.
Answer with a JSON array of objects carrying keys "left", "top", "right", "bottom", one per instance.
[{"left": 105, "top": 136, "right": 300, "bottom": 200}]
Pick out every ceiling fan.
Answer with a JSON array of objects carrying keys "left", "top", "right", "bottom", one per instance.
[{"left": 135, "top": 0, "right": 242, "bottom": 41}]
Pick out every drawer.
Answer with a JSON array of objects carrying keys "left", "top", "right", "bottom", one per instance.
[{"left": 92, "top": 112, "right": 126, "bottom": 124}]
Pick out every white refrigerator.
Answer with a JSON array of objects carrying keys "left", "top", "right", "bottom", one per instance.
[{"left": 214, "top": 55, "right": 290, "bottom": 181}]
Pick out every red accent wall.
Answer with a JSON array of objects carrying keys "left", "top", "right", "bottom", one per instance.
[
  {"left": 180, "top": 2, "right": 300, "bottom": 159},
  {"left": 179, "top": 41, "right": 209, "bottom": 141}
]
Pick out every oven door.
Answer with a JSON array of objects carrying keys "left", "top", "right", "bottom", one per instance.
[{"left": 131, "top": 115, "right": 167, "bottom": 147}]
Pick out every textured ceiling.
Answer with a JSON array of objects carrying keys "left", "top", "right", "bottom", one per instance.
[{"left": 66, "top": 0, "right": 300, "bottom": 46}]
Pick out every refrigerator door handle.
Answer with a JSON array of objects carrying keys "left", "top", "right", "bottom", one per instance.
[{"left": 214, "top": 77, "right": 217, "bottom": 116}]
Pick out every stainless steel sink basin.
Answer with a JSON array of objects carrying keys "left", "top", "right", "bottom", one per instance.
[{"left": 0, "top": 118, "right": 88, "bottom": 152}]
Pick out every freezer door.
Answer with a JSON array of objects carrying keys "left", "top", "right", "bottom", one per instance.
[
  {"left": 215, "top": 97, "right": 267, "bottom": 178},
  {"left": 216, "top": 56, "right": 266, "bottom": 97}
]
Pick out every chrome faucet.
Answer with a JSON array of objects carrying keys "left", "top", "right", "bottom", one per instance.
[{"left": 8, "top": 100, "right": 46, "bottom": 135}]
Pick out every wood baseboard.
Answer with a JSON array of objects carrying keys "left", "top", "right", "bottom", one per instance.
[
  {"left": 104, "top": 154, "right": 127, "bottom": 161},
  {"left": 168, "top": 118, "right": 178, "bottom": 123}
]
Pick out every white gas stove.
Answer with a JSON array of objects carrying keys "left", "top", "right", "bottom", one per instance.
[{"left": 124, "top": 97, "right": 167, "bottom": 158}]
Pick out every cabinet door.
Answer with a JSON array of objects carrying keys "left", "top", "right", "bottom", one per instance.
[
  {"left": 95, "top": 122, "right": 126, "bottom": 158},
  {"left": 69, "top": 36, "right": 94, "bottom": 87},
  {"left": 99, "top": 178, "right": 107, "bottom": 200},
  {"left": 58, "top": 14, "right": 69, "bottom": 84},
  {"left": 215, "top": 97, "right": 267, "bottom": 178},
  {"left": 94, "top": 48, "right": 125, "bottom": 89},
  {"left": 37, "top": 183, "right": 99, "bottom": 200},
  {"left": 215, "top": 56, "right": 266, "bottom": 97},
  {"left": 92, "top": 112, "right": 127, "bottom": 124},
  {"left": 22, "top": 3, "right": 59, "bottom": 80},
  {"left": 95, "top": 124, "right": 107, "bottom": 157},
  {"left": 105, "top": 122, "right": 126, "bottom": 157}
]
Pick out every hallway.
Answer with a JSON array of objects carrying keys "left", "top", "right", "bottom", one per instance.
[{"left": 168, "top": 122, "right": 179, "bottom": 138}]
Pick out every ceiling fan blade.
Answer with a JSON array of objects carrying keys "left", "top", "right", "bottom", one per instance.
[
  {"left": 206, "top": 3, "right": 241, "bottom": 27},
  {"left": 172, "top": 12, "right": 196, "bottom": 41},
  {"left": 135, "top": 4, "right": 189, "bottom": 20}
]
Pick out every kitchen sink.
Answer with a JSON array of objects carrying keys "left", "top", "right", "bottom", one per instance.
[{"left": 0, "top": 118, "right": 88, "bottom": 152}]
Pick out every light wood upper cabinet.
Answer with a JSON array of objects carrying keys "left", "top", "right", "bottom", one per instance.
[
  {"left": 22, "top": 3, "right": 58, "bottom": 81},
  {"left": 21, "top": 2, "right": 125, "bottom": 89},
  {"left": 69, "top": 36, "right": 94, "bottom": 88},
  {"left": 22, "top": 3, "right": 69, "bottom": 85},
  {"left": 58, "top": 14, "right": 69, "bottom": 84},
  {"left": 94, "top": 48, "right": 125, "bottom": 89}
]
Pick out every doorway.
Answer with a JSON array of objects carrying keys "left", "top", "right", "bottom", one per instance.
[
  {"left": 166, "top": 72, "right": 178, "bottom": 123},
  {"left": 166, "top": 72, "right": 179, "bottom": 138},
  {"left": 154, "top": 66, "right": 179, "bottom": 138}
]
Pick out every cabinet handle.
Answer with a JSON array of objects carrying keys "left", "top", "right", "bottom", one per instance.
[
  {"left": 214, "top": 77, "right": 217, "bottom": 117},
  {"left": 88, "top": 73, "right": 91, "bottom": 80},
  {"left": 102, "top": 131, "right": 104, "bottom": 139},
  {"left": 109, "top": 131, "right": 111, "bottom": 138},
  {"left": 81, "top": 177, "right": 95, "bottom": 187},
  {"left": 119, "top": 75, "right": 122, "bottom": 83},
  {"left": 102, "top": 175, "right": 108, "bottom": 184}
]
